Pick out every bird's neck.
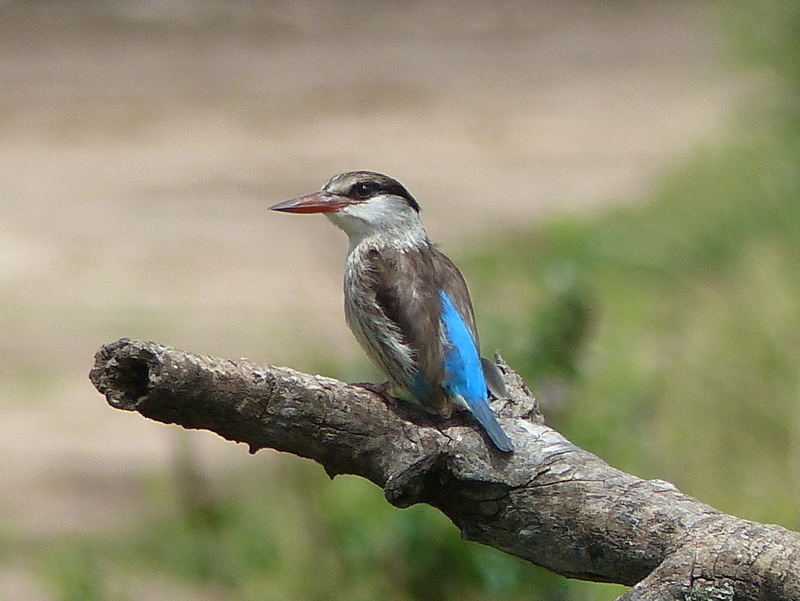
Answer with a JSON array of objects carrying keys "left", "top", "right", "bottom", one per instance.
[{"left": 342, "top": 220, "right": 430, "bottom": 257}]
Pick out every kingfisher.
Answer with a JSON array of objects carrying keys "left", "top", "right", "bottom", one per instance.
[{"left": 270, "top": 171, "right": 514, "bottom": 453}]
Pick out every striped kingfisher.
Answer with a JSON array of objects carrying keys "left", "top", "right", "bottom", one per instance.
[{"left": 270, "top": 171, "right": 513, "bottom": 452}]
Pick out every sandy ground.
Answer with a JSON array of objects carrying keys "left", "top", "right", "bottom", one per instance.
[{"left": 0, "top": 0, "right": 749, "bottom": 597}]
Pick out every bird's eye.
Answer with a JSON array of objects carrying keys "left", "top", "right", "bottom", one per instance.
[{"left": 353, "top": 182, "right": 375, "bottom": 199}]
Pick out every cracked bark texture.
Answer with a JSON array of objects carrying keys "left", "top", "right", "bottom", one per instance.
[{"left": 90, "top": 338, "right": 800, "bottom": 601}]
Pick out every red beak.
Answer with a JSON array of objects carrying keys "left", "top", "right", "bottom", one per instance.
[{"left": 269, "top": 191, "right": 352, "bottom": 214}]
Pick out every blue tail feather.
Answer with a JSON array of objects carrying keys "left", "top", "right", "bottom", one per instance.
[{"left": 463, "top": 395, "right": 514, "bottom": 453}]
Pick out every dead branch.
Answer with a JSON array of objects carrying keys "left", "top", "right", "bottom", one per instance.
[{"left": 89, "top": 338, "right": 800, "bottom": 601}]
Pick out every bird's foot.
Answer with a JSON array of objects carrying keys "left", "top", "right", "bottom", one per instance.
[{"left": 354, "top": 380, "right": 395, "bottom": 403}]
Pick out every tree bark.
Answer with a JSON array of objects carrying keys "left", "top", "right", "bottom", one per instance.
[{"left": 89, "top": 338, "right": 800, "bottom": 601}]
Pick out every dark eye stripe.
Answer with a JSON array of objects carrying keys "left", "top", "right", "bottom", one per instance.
[{"left": 327, "top": 171, "right": 421, "bottom": 212}]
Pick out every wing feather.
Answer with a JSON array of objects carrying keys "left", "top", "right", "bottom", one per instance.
[
  {"left": 430, "top": 248, "right": 479, "bottom": 344},
  {"left": 367, "top": 245, "right": 445, "bottom": 398}
]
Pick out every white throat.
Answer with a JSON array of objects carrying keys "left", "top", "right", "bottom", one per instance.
[{"left": 325, "top": 194, "right": 428, "bottom": 254}]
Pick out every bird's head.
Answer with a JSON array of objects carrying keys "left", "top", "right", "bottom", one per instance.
[{"left": 270, "top": 171, "right": 423, "bottom": 244}]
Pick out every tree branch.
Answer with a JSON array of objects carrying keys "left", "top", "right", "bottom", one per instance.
[{"left": 90, "top": 338, "right": 800, "bottom": 600}]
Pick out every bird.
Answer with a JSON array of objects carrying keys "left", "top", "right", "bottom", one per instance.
[{"left": 270, "top": 171, "right": 514, "bottom": 453}]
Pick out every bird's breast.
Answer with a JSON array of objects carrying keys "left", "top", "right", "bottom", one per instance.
[{"left": 342, "top": 246, "right": 419, "bottom": 389}]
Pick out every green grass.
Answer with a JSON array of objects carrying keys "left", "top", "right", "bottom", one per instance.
[{"left": 36, "top": 459, "right": 624, "bottom": 601}]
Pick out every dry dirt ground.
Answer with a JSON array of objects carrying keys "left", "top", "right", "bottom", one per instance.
[{"left": 0, "top": 0, "right": 748, "bottom": 597}]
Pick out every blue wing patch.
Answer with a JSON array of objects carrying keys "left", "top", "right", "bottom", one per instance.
[
  {"left": 439, "top": 291, "right": 485, "bottom": 401},
  {"left": 439, "top": 291, "right": 514, "bottom": 452}
]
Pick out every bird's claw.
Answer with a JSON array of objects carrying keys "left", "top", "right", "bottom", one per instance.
[{"left": 354, "top": 380, "right": 395, "bottom": 403}]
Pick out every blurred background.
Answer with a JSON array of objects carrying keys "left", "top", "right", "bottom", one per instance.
[{"left": 1, "top": 0, "right": 798, "bottom": 599}]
